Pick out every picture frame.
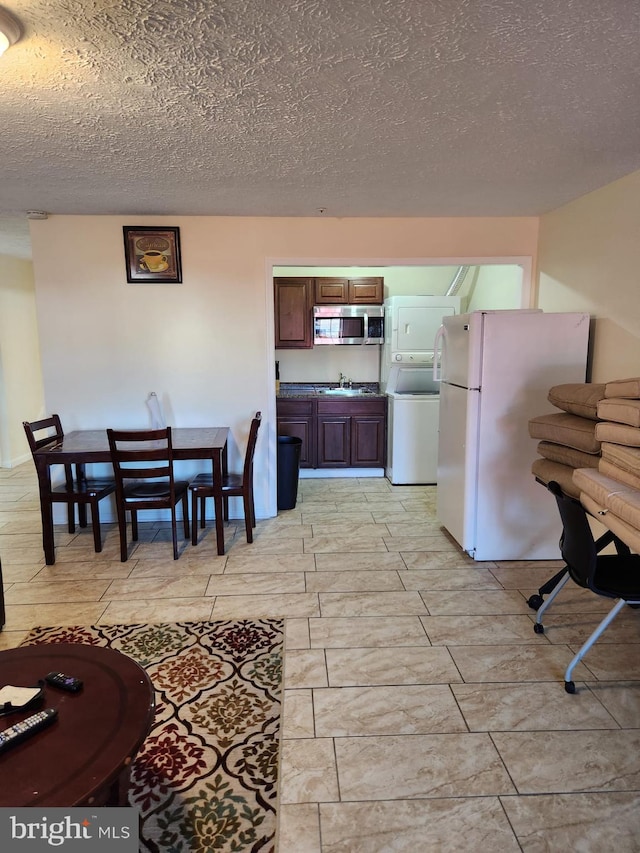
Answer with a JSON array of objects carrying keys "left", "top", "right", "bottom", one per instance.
[{"left": 123, "top": 226, "right": 182, "bottom": 284}]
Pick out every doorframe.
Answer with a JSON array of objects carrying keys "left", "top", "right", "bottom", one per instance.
[{"left": 263, "top": 255, "right": 533, "bottom": 516}]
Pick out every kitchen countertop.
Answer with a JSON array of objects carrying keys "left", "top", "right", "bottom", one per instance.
[{"left": 277, "top": 382, "right": 384, "bottom": 399}]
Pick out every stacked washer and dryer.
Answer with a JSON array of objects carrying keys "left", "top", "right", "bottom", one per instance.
[{"left": 381, "top": 295, "right": 460, "bottom": 484}]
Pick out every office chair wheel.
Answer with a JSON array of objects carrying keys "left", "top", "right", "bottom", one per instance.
[
  {"left": 527, "top": 594, "right": 544, "bottom": 611},
  {"left": 564, "top": 680, "right": 576, "bottom": 694},
  {"left": 533, "top": 622, "right": 544, "bottom": 634}
]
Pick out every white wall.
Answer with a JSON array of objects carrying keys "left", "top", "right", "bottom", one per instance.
[
  {"left": 0, "top": 254, "right": 45, "bottom": 467},
  {"left": 29, "top": 214, "right": 539, "bottom": 518},
  {"left": 538, "top": 169, "right": 640, "bottom": 382}
]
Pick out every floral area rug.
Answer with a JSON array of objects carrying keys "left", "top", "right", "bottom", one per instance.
[{"left": 22, "top": 620, "right": 284, "bottom": 852}]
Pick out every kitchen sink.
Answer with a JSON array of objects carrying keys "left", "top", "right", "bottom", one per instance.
[{"left": 317, "top": 388, "right": 369, "bottom": 396}]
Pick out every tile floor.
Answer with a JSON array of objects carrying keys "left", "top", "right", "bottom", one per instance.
[{"left": 2, "top": 463, "right": 640, "bottom": 851}]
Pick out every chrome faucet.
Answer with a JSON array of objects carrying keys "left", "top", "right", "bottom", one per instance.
[{"left": 339, "top": 372, "right": 346, "bottom": 388}]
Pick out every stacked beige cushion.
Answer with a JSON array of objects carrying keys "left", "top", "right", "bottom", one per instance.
[
  {"left": 529, "top": 383, "right": 605, "bottom": 498},
  {"left": 570, "top": 377, "right": 640, "bottom": 553}
]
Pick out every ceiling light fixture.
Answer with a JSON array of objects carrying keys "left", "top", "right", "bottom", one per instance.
[{"left": 0, "top": 7, "right": 21, "bottom": 56}]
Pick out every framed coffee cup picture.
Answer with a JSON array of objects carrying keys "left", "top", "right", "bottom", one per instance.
[{"left": 123, "top": 226, "right": 182, "bottom": 283}]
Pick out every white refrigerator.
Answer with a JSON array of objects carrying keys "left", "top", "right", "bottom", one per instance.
[{"left": 435, "top": 309, "right": 590, "bottom": 560}]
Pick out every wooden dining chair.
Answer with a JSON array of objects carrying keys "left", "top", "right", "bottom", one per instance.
[
  {"left": 107, "top": 426, "right": 190, "bottom": 561},
  {"left": 190, "top": 412, "right": 262, "bottom": 547},
  {"left": 23, "top": 414, "right": 116, "bottom": 554}
]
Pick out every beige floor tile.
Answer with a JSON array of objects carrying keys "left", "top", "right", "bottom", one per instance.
[
  {"left": 280, "top": 739, "right": 339, "bottom": 804},
  {"left": 2, "top": 564, "right": 45, "bottom": 583},
  {"left": 127, "top": 558, "right": 226, "bottom": 577},
  {"left": 0, "top": 547, "right": 54, "bottom": 566},
  {"left": 326, "top": 646, "right": 461, "bottom": 686},
  {"left": 335, "top": 733, "right": 516, "bottom": 799},
  {"left": 104, "top": 576, "right": 210, "bottom": 600},
  {"left": 452, "top": 681, "right": 619, "bottom": 731},
  {"left": 313, "top": 684, "right": 467, "bottom": 736},
  {"left": 282, "top": 689, "right": 316, "bottom": 739},
  {"left": 320, "top": 798, "right": 520, "bottom": 853},
  {"left": 423, "top": 589, "right": 532, "bottom": 615},
  {"left": 490, "top": 564, "right": 567, "bottom": 589},
  {"left": 205, "top": 572, "right": 306, "bottom": 596},
  {"left": 5, "top": 579, "right": 112, "bottom": 604},
  {"left": 224, "top": 554, "right": 317, "bottom": 573},
  {"left": 3, "top": 602, "right": 110, "bottom": 630},
  {"left": 370, "top": 510, "right": 437, "bottom": 523},
  {"left": 284, "top": 618, "right": 310, "bottom": 649},
  {"left": 448, "top": 644, "right": 593, "bottom": 683},
  {"left": 34, "top": 561, "right": 134, "bottom": 581},
  {"left": 521, "top": 583, "right": 614, "bottom": 613},
  {"left": 585, "top": 680, "right": 640, "bottom": 727},
  {"left": 501, "top": 791, "right": 640, "bottom": 852},
  {"left": 301, "top": 511, "right": 375, "bottom": 524},
  {"left": 569, "top": 642, "right": 640, "bottom": 681},
  {"left": 400, "top": 567, "right": 502, "bottom": 589},
  {"left": 221, "top": 537, "right": 304, "bottom": 555},
  {"left": 211, "top": 593, "right": 320, "bottom": 619},
  {"left": 421, "top": 614, "right": 546, "bottom": 645},
  {"left": 384, "top": 535, "right": 459, "bottom": 552},
  {"left": 305, "top": 570, "right": 403, "bottom": 592},
  {"left": 309, "top": 522, "right": 388, "bottom": 537},
  {"left": 320, "top": 591, "right": 428, "bottom": 617},
  {"left": 540, "top": 611, "right": 640, "bottom": 645},
  {"left": 277, "top": 804, "right": 321, "bottom": 853},
  {"left": 99, "top": 597, "right": 213, "bottom": 623},
  {"left": 493, "top": 729, "right": 640, "bottom": 793},
  {"left": 285, "top": 649, "right": 328, "bottom": 688},
  {"left": 0, "top": 630, "right": 31, "bottom": 649},
  {"left": 399, "top": 550, "right": 480, "bottom": 569},
  {"left": 384, "top": 520, "right": 448, "bottom": 536},
  {"left": 304, "top": 535, "right": 388, "bottom": 553},
  {"left": 309, "top": 616, "right": 430, "bottom": 648},
  {"left": 313, "top": 552, "right": 406, "bottom": 572}
]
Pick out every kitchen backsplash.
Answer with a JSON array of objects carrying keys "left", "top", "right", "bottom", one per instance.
[{"left": 276, "top": 346, "right": 381, "bottom": 384}]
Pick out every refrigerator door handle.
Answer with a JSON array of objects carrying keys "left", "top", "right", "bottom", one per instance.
[{"left": 433, "top": 325, "right": 444, "bottom": 381}]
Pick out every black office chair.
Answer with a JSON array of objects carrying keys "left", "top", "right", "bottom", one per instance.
[
  {"left": 107, "top": 427, "right": 190, "bottom": 561},
  {"left": 190, "top": 412, "right": 261, "bottom": 547},
  {"left": 531, "top": 477, "right": 628, "bottom": 633},
  {"left": 545, "top": 480, "right": 640, "bottom": 694},
  {"left": 23, "top": 415, "right": 116, "bottom": 554}
]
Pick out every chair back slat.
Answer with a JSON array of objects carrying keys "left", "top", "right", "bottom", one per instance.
[
  {"left": 107, "top": 427, "right": 177, "bottom": 501},
  {"left": 23, "top": 414, "right": 64, "bottom": 453},
  {"left": 242, "top": 412, "right": 262, "bottom": 481}
]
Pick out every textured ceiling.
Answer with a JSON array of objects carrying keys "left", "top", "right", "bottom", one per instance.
[{"left": 1, "top": 0, "right": 639, "bottom": 258}]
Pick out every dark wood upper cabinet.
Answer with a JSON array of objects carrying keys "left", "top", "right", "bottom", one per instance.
[
  {"left": 314, "top": 278, "right": 349, "bottom": 304},
  {"left": 347, "top": 277, "right": 384, "bottom": 304},
  {"left": 274, "top": 277, "right": 313, "bottom": 349},
  {"left": 314, "top": 277, "right": 383, "bottom": 305},
  {"left": 275, "top": 276, "right": 384, "bottom": 349}
]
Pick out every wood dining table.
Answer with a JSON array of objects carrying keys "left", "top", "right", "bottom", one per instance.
[{"left": 32, "top": 427, "right": 229, "bottom": 564}]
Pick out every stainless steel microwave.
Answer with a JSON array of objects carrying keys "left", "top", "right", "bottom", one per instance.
[{"left": 313, "top": 305, "right": 384, "bottom": 345}]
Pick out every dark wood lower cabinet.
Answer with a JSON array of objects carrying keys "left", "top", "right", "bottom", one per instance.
[
  {"left": 276, "top": 400, "right": 315, "bottom": 468},
  {"left": 317, "top": 416, "right": 350, "bottom": 467},
  {"left": 277, "top": 398, "right": 386, "bottom": 469}
]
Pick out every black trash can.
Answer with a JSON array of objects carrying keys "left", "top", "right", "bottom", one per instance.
[{"left": 277, "top": 436, "right": 302, "bottom": 510}]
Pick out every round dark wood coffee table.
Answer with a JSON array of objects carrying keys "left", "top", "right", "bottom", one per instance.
[{"left": 0, "top": 643, "right": 155, "bottom": 807}]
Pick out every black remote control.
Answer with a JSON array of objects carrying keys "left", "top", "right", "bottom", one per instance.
[
  {"left": 44, "top": 672, "right": 83, "bottom": 693},
  {"left": 0, "top": 708, "right": 58, "bottom": 753}
]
